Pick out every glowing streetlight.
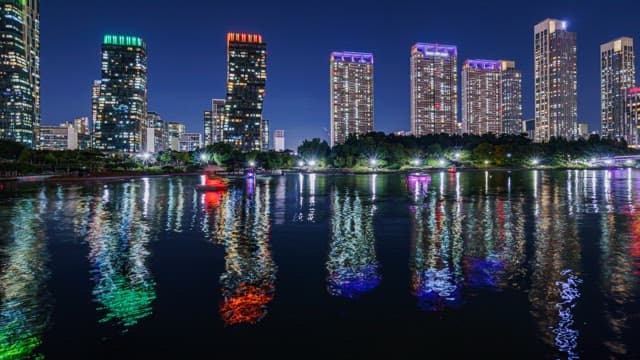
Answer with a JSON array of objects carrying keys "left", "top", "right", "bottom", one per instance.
[
  {"left": 308, "top": 160, "right": 317, "bottom": 167},
  {"left": 369, "top": 159, "right": 378, "bottom": 167},
  {"left": 297, "top": 160, "right": 305, "bottom": 167},
  {"left": 248, "top": 161, "right": 256, "bottom": 168},
  {"left": 507, "top": 153, "right": 512, "bottom": 158},
  {"left": 200, "top": 153, "right": 207, "bottom": 161},
  {"left": 484, "top": 160, "right": 489, "bottom": 166},
  {"left": 142, "top": 153, "right": 151, "bottom": 161},
  {"left": 532, "top": 159, "right": 540, "bottom": 166},
  {"left": 625, "top": 159, "right": 634, "bottom": 166},
  {"left": 605, "top": 159, "right": 613, "bottom": 165},
  {"left": 411, "top": 159, "right": 421, "bottom": 166},
  {"left": 455, "top": 152, "right": 461, "bottom": 159},
  {"left": 439, "top": 159, "right": 446, "bottom": 167}
]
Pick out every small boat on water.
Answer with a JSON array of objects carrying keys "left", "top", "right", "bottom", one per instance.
[
  {"left": 408, "top": 172, "right": 431, "bottom": 182},
  {"left": 196, "top": 165, "right": 228, "bottom": 192}
]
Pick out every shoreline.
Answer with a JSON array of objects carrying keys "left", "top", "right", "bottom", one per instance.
[{"left": 1, "top": 166, "right": 635, "bottom": 184}]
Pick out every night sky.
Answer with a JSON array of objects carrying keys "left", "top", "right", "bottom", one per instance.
[{"left": 42, "top": 0, "right": 640, "bottom": 149}]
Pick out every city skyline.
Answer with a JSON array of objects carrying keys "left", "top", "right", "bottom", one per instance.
[{"left": 37, "top": 0, "right": 640, "bottom": 148}]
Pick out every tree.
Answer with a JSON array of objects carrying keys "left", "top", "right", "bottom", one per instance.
[{"left": 298, "top": 138, "right": 330, "bottom": 163}]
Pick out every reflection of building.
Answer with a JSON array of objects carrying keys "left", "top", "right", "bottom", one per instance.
[
  {"left": 0, "top": 0, "right": 40, "bottom": 148},
  {"left": 411, "top": 43, "right": 458, "bottom": 136},
  {"left": 529, "top": 176, "right": 582, "bottom": 359},
  {"left": 179, "top": 133, "right": 202, "bottom": 152},
  {"left": 534, "top": 19, "right": 577, "bottom": 142},
  {"left": 223, "top": 33, "right": 267, "bottom": 152},
  {"left": 330, "top": 51, "right": 374, "bottom": 147},
  {"left": 0, "top": 198, "right": 49, "bottom": 359},
  {"left": 326, "top": 189, "right": 380, "bottom": 298},
  {"left": 86, "top": 183, "right": 156, "bottom": 329},
  {"left": 218, "top": 183, "right": 276, "bottom": 325},
  {"left": 93, "top": 35, "right": 147, "bottom": 153},
  {"left": 601, "top": 37, "right": 635, "bottom": 142}
]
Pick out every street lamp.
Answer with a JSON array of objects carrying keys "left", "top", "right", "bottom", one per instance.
[
  {"left": 484, "top": 160, "right": 489, "bottom": 166},
  {"left": 297, "top": 160, "right": 305, "bottom": 167},
  {"left": 370, "top": 159, "right": 378, "bottom": 167},
  {"left": 532, "top": 159, "right": 540, "bottom": 166},
  {"left": 248, "top": 161, "right": 256, "bottom": 168},
  {"left": 308, "top": 160, "right": 317, "bottom": 167},
  {"left": 455, "top": 152, "right": 461, "bottom": 160},
  {"left": 439, "top": 159, "right": 446, "bottom": 167},
  {"left": 507, "top": 153, "right": 512, "bottom": 158},
  {"left": 412, "top": 159, "right": 421, "bottom": 167},
  {"left": 200, "top": 153, "right": 207, "bottom": 162}
]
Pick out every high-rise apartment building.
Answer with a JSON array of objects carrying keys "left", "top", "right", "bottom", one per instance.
[
  {"left": 462, "top": 60, "right": 502, "bottom": 135},
  {"left": 179, "top": 133, "right": 202, "bottom": 152},
  {"left": 73, "top": 116, "right": 91, "bottom": 150},
  {"left": 500, "top": 61, "right": 523, "bottom": 134},
  {"left": 534, "top": 19, "right": 577, "bottom": 142},
  {"left": 601, "top": 37, "right": 635, "bottom": 142},
  {"left": 93, "top": 35, "right": 147, "bottom": 153},
  {"left": 168, "top": 121, "right": 185, "bottom": 151},
  {"left": 204, "top": 99, "right": 226, "bottom": 146},
  {"left": 274, "top": 130, "right": 285, "bottom": 152},
  {"left": 0, "top": 0, "right": 40, "bottom": 148},
  {"left": 262, "top": 118, "right": 269, "bottom": 151},
  {"left": 624, "top": 87, "right": 640, "bottom": 145},
  {"left": 462, "top": 60, "right": 522, "bottom": 135},
  {"left": 329, "top": 51, "right": 374, "bottom": 147},
  {"left": 410, "top": 43, "right": 458, "bottom": 136},
  {"left": 223, "top": 33, "right": 266, "bottom": 152}
]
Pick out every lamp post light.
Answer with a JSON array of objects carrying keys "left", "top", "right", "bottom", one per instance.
[
  {"left": 297, "top": 160, "right": 305, "bottom": 167},
  {"left": 532, "top": 159, "right": 540, "bottom": 166},
  {"left": 411, "top": 159, "right": 421, "bottom": 167},
  {"left": 484, "top": 160, "right": 489, "bottom": 167},
  {"left": 308, "top": 160, "right": 317, "bottom": 167},
  {"left": 439, "top": 159, "right": 446, "bottom": 168},
  {"left": 455, "top": 152, "right": 461, "bottom": 160},
  {"left": 369, "top": 159, "right": 378, "bottom": 170},
  {"left": 248, "top": 161, "right": 256, "bottom": 168},
  {"left": 200, "top": 153, "right": 207, "bottom": 162}
]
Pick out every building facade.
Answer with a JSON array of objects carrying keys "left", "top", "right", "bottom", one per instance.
[
  {"left": 223, "top": 33, "right": 267, "bottom": 152},
  {"left": 411, "top": 43, "right": 458, "bottom": 136},
  {"left": 38, "top": 123, "right": 77, "bottom": 151},
  {"left": 145, "top": 112, "right": 166, "bottom": 153},
  {"left": 501, "top": 61, "right": 523, "bottom": 134},
  {"left": 601, "top": 37, "right": 635, "bottom": 142},
  {"left": 534, "top": 19, "right": 577, "bottom": 142},
  {"left": 274, "top": 130, "right": 285, "bottom": 152},
  {"left": 179, "top": 133, "right": 202, "bottom": 152},
  {"left": 168, "top": 121, "right": 185, "bottom": 151},
  {"left": 204, "top": 99, "right": 226, "bottom": 146},
  {"left": 329, "top": 51, "right": 374, "bottom": 147},
  {"left": 0, "top": 0, "right": 40, "bottom": 148},
  {"left": 93, "top": 35, "right": 147, "bottom": 153},
  {"left": 262, "top": 118, "right": 269, "bottom": 151},
  {"left": 624, "top": 87, "right": 640, "bottom": 145},
  {"left": 462, "top": 60, "right": 502, "bottom": 135}
]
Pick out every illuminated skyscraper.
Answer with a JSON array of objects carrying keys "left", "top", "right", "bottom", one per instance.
[
  {"left": 223, "top": 33, "right": 266, "bottom": 152},
  {"left": 601, "top": 37, "right": 635, "bottom": 142},
  {"left": 0, "top": 0, "right": 39, "bottom": 147},
  {"left": 500, "top": 61, "right": 523, "bottom": 134},
  {"left": 624, "top": 87, "right": 640, "bottom": 145},
  {"left": 204, "top": 99, "right": 225, "bottom": 146},
  {"left": 462, "top": 60, "right": 522, "bottom": 135},
  {"left": 93, "top": 35, "right": 147, "bottom": 153},
  {"left": 330, "top": 51, "right": 374, "bottom": 147},
  {"left": 534, "top": 19, "right": 577, "bottom": 142},
  {"left": 462, "top": 60, "right": 502, "bottom": 135},
  {"left": 411, "top": 43, "right": 458, "bottom": 136}
]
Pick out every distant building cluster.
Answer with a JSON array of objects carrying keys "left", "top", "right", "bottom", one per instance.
[{"left": 2, "top": 8, "right": 640, "bottom": 152}]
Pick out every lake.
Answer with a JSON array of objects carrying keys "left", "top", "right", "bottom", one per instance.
[{"left": 0, "top": 170, "right": 638, "bottom": 358}]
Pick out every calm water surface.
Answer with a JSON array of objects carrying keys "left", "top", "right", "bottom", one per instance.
[{"left": 0, "top": 171, "right": 639, "bottom": 358}]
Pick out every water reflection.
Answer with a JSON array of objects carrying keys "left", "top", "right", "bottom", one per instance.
[
  {"left": 0, "top": 197, "right": 49, "bottom": 358},
  {"left": 86, "top": 182, "right": 156, "bottom": 331},
  {"left": 218, "top": 181, "right": 276, "bottom": 325},
  {"left": 529, "top": 174, "right": 582, "bottom": 359},
  {"left": 326, "top": 188, "right": 381, "bottom": 298}
]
